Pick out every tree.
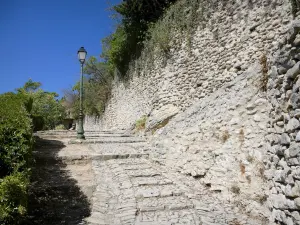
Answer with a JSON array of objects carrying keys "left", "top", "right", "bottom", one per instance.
[
  {"left": 102, "top": 0, "right": 177, "bottom": 76},
  {"left": 16, "top": 79, "right": 66, "bottom": 130},
  {"left": 16, "top": 79, "right": 41, "bottom": 93}
]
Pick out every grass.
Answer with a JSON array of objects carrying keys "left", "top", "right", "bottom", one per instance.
[
  {"left": 129, "top": 0, "right": 223, "bottom": 76},
  {"left": 135, "top": 116, "right": 147, "bottom": 131},
  {"left": 230, "top": 185, "right": 240, "bottom": 195},
  {"left": 239, "top": 163, "right": 245, "bottom": 175},
  {"left": 221, "top": 130, "right": 230, "bottom": 143},
  {"left": 55, "top": 124, "right": 66, "bottom": 130},
  {"left": 229, "top": 219, "right": 243, "bottom": 225},
  {"left": 256, "top": 194, "right": 268, "bottom": 205},
  {"left": 239, "top": 129, "right": 244, "bottom": 147},
  {"left": 246, "top": 155, "right": 255, "bottom": 163},
  {"left": 259, "top": 53, "right": 268, "bottom": 92}
]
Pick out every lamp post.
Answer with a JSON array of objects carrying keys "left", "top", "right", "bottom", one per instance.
[{"left": 77, "top": 47, "right": 87, "bottom": 139}]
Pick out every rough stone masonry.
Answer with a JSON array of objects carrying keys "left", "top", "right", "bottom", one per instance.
[{"left": 84, "top": 0, "right": 300, "bottom": 224}]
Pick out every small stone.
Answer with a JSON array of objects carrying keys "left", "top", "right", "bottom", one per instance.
[
  {"left": 293, "top": 33, "right": 300, "bottom": 45},
  {"left": 286, "top": 90, "right": 293, "bottom": 99},
  {"left": 285, "top": 217, "right": 294, "bottom": 225},
  {"left": 247, "top": 109, "right": 257, "bottom": 115},
  {"left": 269, "top": 66, "right": 278, "bottom": 79},
  {"left": 246, "top": 103, "right": 255, "bottom": 110},
  {"left": 277, "top": 121, "right": 284, "bottom": 127},
  {"left": 270, "top": 194, "right": 287, "bottom": 209},
  {"left": 278, "top": 66, "right": 287, "bottom": 75},
  {"left": 289, "top": 142, "right": 300, "bottom": 158},
  {"left": 296, "top": 131, "right": 300, "bottom": 142},
  {"left": 295, "top": 110, "right": 300, "bottom": 119},
  {"left": 253, "top": 114, "right": 261, "bottom": 122},
  {"left": 280, "top": 133, "right": 291, "bottom": 146},
  {"left": 291, "top": 211, "right": 300, "bottom": 222},
  {"left": 295, "top": 197, "right": 300, "bottom": 208},
  {"left": 286, "top": 118, "right": 300, "bottom": 133},
  {"left": 286, "top": 61, "right": 300, "bottom": 79},
  {"left": 268, "top": 32, "right": 275, "bottom": 39},
  {"left": 290, "top": 93, "right": 300, "bottom": 109},
  {"left": 291, "top": 181, "right": 300, "bottom": 197},
  {"left": 287, "top": 158, "right": 299, "bottom": 166}
]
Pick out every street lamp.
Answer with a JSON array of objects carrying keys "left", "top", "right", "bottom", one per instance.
[{"left": 77, "top": 47, "right": 87, "bottom": 139}]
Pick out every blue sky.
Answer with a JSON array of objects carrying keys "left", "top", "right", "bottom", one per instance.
[{"left": 0, "top": 0, "right": 121, "bottom": 97}]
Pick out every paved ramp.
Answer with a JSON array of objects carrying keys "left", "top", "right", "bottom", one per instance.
[{"left": 28, "top": 130, "right": 200, "bottom": 225}]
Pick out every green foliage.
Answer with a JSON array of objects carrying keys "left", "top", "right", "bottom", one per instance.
[
  {"left": 0, "top": 93, "right": 33, "bottom": 174},
  {"left": 102, "top": 0, "right": 177, "bottom": 77},
  {"left": 69, "top": 0, "right": 224, "bottom": 115},
  {"left": 17, "top": 79, "right": 66, "bottom": 130},
  {"left": 31, "top": 115, "right": 44, "bottom": 131},
  {"left": 65, "top": 57, "right": 113, "bottom": 118},
  {"left": 54, "top": 124, "right": 66, "bottom": 130},
  {"left": 0, "top": 93, "right": 33, "bottom": 224},
  {"left": 16, "top": 79, "right": 41, "bottom": 93},
  {"left": 100, "top": 0, "right": 223, "bottom": 79},
  {"left": 30, "top": 90, "right": 65, "bottom": 129},
  {"left": 135, "top": 116, "right": 147, "bottom": 131},
  {"left": 0, "top": 173, "right": 29, "bottom": 225}
]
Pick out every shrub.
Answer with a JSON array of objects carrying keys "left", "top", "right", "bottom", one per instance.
[
  {"left": 221, "top": 130, "right": 230, "bottom": 143},
  {"left": 259, "top": 53, "right": 268, "bottom": 92},
  {"left": 0, "top": 93, "right": 33, "bottom": 224},
  {"left": 0, "top": 173, "right": 29, "bottom": 224},
  {"left": 55, "top": 124, "right": 66, "bottom": 130},
  {"left": 0, "top": 93, "right": 33, "bottom": 173},
  {"left": 31, "top": 115, "right": 44, "bottom": 131},
  {"left": 135, "top": 116, "right": 147, "bottom": 131},
  {"left": 230, "top": 185, "right": 240, "bottom": 195}
]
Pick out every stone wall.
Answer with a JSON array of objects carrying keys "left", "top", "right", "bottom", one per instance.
[
  {"left": 98, "top": 0, "right": 292, "bottom": 131},
  {"left": 265, "top": 20, "right": 300, "bottom": 224},
  {"left": 85, "top": 0, "right": 300, "bottom": 224}
]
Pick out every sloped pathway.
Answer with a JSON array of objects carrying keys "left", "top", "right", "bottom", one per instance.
[
  {"left": 28, "top": 130, "right": 200, "bottom": 225},
  {"left": 28, "top": 130, "right": 263, "bottom": 225}
]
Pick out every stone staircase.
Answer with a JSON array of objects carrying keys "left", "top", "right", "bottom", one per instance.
[
  {"left": 30, "top": 130, "right": 200, "bottom": 225},
  {"left": 87, "top": 158, "right": 200, "bottom": 225}
]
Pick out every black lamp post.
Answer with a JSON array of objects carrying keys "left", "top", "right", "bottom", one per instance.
[{"left": 77, "top": 47, "right": 87, "bottom": 139}]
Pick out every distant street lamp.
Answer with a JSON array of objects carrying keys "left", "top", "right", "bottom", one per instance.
[{"left": 77, "top": 47, "right": 87, "bottom": 139}]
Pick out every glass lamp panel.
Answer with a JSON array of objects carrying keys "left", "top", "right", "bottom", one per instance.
[{"left": 78, "top": 51, "right": 86, "bottom": 61}]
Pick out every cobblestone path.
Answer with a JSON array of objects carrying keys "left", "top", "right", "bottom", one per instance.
[
  {"left": 86, "top": 158, "right": 200, "bottom": 225},
  {"left": 30, "top": 130, "right": 262, "bottom": 225},
  {"left": 30, "top": 130, "right": 201, "bottom": 225}
]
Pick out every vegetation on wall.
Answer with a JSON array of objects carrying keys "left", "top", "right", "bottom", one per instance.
[
  {"left": 71, "top": 0, "right": 283, "bottom": 116},
  {"left": 68, "top": 0, "right": 210, "bottom": 116},
  {"left": 102, "top": 0, "right": 178, "bottom": 76}
]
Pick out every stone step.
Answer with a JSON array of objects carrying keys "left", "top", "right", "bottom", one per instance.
[
  {"left": 122, "top": 164, "right": 152, "bottom": 170},
  {"left": 85, "top": 212, "right": 109, "bottom": 225},
  {"left": 136, "top": 209, "right": 198, "bottom": 225},
  {"left": 36, "top": 133, "right": 135, "bottom": 138},
  {"left": 131, "top": 176, "right": 173, "bottom": 186},
  {"left": 69, "top": 137, "right": 146, "bottom": 144},
  {"left": 135, "top": 185, "right": 184, "bottom": 198},
  {"left": 137, "top": 196, "right": 194, "bottom": 212},
  {"left": 88, "top": 143, "right": 147, "bottom": 155},
  {"left": 50, "top": 153, "right": 149, "bottom": 163},
  {"left": 127, "top": 169, "right": 161, "bottom": 177}
]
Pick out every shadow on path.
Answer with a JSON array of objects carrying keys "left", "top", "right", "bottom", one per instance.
[{"left": 23, "top": 137, "right": 91, "bottom": 225}]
